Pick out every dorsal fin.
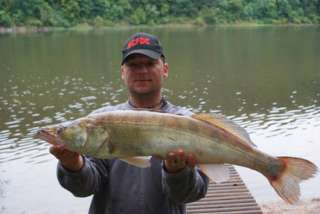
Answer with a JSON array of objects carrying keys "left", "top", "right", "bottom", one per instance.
[{"left": 192, "top": 113, "right": 256, "bottom": 147}]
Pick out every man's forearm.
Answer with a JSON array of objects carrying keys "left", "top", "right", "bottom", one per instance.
[{"left": 57, "top": 157, "right": 108, "bottom": 197}]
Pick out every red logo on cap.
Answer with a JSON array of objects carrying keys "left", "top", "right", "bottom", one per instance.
[{"left": 127, "top": 37, "right": 151, "bottom": 49}]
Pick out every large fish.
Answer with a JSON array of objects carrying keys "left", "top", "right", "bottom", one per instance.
[{"left": 35, "top": 110, "right": 318, "bottom": 204}]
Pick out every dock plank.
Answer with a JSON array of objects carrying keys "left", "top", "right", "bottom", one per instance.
[{"left": 186, "top": 165, "right": 262, "bottom": 214}]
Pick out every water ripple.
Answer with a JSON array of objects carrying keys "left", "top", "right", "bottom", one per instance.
[
  {"left": 230, "top": 105, "right": 320, "bottom": 139},
  {"left": 0, "top": 75, "right": 123, "bottom": 164},
  {"left": 1, "top": 73, "right": 320, "bottom": 166}
]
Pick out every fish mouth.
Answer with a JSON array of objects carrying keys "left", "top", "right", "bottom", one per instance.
[{"left": 35, "top": 128, "right": 63, "bottom": 145}]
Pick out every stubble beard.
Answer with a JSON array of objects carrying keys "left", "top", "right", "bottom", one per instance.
[
  {"left": 130, "top": 88, "right": 160, "bottom": 99},
  {"left": 129, "top": 85, "right": 162, "bottom": 103}
]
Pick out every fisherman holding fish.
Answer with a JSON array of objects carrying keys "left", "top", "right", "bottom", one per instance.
[
  {"left": 39, "top": 32, "right": 317, "bottom": 213},
  {"left": 48, "top": 32, "right": 210, "bottom": 214}
]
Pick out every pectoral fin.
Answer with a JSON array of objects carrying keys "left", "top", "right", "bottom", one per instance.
[
  {"left": 198, "top": 164, "right": 230, "bottom": 183},
  {"left": 120, "top": 156, "right": 151, "bottom": 168}
]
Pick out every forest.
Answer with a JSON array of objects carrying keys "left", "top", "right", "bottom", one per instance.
[{"left": 0, "top": 0, "right": 319, "bottom": 27}]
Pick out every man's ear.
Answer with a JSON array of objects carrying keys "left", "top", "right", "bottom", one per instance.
[
  {"left": 120, "top": 66, "right": 125, "bottom": 81},
  {"left": 163, "top": 62, "right": 169, "bottom": 79}
]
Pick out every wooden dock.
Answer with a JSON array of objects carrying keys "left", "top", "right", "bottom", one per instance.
[{"left": 187, "top": 165, "right": 263, "bottom": 214}]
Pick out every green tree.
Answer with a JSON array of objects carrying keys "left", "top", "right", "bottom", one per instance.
[
  {"left": 130, "top": 7, "right": 147, "bottom": 24},
  {"left": 0, "top": 0, "right": 319, "bottom": 27}
]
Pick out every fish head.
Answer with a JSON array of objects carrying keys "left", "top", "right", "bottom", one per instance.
[{"left": 36, "top": 120, "right": 88, "bottom": 152}]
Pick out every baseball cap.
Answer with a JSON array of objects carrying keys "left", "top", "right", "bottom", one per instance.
[{"left": 121, "top": 32, "right": 164, "bottom": 65}]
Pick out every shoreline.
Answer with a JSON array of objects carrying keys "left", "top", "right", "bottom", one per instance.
[
  {"left": 1, "top": 23, "right": 319, "bottom": 34},
  {"left": 261, "top": 198, "right": 320, "bottom": 214}
]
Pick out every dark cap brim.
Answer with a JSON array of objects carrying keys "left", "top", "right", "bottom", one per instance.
[{"left": 121, "top": 49, "right": 162, "bottom": 65}]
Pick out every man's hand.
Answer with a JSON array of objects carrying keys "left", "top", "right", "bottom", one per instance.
[
  {"left": 164, "top": 149, "right": 196, "bottom": 173},
  {"left": 49, "top": 145, "right": 84, "bottom": 172}
]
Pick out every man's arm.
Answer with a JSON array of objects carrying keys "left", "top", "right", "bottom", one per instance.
[
  {"left": 162, "top": 149, "right": 209, "bottom": 203},
  {"left": 50, "top": 145, "right": 109, "bottom": 197}
]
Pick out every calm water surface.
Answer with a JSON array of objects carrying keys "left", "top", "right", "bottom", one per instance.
[{"left": 0, "top": 27, "right": 320, "bottom": 213}]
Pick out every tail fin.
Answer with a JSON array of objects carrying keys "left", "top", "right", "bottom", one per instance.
[{"left": 269, "top": 157, "right": 318, "bottom": 204}]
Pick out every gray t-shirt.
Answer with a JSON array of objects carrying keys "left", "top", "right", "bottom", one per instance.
[{"left": 57, "top": 100, "right": 209, "bottom": 214}]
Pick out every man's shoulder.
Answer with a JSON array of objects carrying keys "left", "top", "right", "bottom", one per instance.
[{"left": 163, "top": 101, "right": 193, "bottom": 116}]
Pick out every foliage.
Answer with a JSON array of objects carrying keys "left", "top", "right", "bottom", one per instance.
[{"left": 0, "top": 0, "right": 319, "bottom": 27}]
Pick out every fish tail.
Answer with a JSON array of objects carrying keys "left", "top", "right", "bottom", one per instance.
[{"left": 269, "top": 157, "right": 318, "bottom": 204}]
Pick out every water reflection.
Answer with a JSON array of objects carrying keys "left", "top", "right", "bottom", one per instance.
[{"left": 0, "top": 27, "right": 319, "bottom": 212}]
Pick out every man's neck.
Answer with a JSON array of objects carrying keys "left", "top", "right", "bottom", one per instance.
[{"left": 129, "top": 95, "right": 163, "bottom": 109}]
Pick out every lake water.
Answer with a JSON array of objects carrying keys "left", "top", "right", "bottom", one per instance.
[{"left": 0, "top": 26, "right": 319, "bottom": 213}]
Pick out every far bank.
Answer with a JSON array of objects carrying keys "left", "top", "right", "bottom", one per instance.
[{"left": 1, "top": 22, "right": 319, "bottom": 35}]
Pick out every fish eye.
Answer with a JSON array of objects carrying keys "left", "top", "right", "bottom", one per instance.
[{"left": 57, "top": 127, "right": 65, "bottom": 135}]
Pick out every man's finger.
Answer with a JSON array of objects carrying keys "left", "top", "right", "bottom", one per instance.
[
  {"left": 49, "top": 145, "right": 83, "bottom": 171},
  {"left": 49, "top": 145, "right": 62, "bottom": 156},
  {"left": 186, "top": 153, "right": 196, "bottom": 168}
]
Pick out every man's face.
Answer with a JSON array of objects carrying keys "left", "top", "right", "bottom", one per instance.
[{"left": 121, "top": 54, "right": 169, "bottom": 96}]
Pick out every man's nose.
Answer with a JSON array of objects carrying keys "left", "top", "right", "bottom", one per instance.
[{"left": 135, "top": 64, "right": 149, "bottom": 72}]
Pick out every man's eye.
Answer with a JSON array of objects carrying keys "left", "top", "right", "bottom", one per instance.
[
  {"left": 126, "top": 61, "right": 156, "bottom": 69},
  {"left": 147, "top": 62, "right": 155, "bottom": 66},
  {"left": 57, "top": 127, "right": 65, "bottom": 135},
  {"left": 129, "top": 63, "right": 138, "bottom": 67}
]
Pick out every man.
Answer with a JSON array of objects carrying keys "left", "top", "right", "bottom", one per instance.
[{"left": 50, "top": 32, "right": 209, "bottom": 214}]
